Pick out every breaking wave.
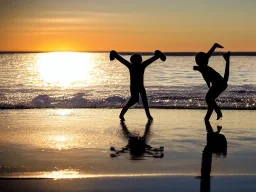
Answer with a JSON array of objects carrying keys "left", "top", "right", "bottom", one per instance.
[{"left": 0, "top": 85, "right": 255, "bottom": 109}]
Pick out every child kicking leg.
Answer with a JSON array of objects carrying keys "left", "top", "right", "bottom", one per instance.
[{"left": 193, "top": 43, "right": 230, "bottom": 121}]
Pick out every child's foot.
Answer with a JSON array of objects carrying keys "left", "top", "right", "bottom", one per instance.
[
  {"left": 119, "top": 115, "right": 125, "bottom": 122},
  {"left": 217, "top": 114, "right": 223, "bottom": 120},
  {"left": 217, "top": 126, "right": 222, "bottom": 133},
  {"left": 223, "top": 51, "right": 230, "bottom": 61}
]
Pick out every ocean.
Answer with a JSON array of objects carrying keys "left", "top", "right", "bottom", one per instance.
[{"left": 0, "top": 52, "right": 255, "bottom": 109}]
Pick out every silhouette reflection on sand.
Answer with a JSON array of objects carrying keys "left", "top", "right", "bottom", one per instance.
[
  {"left": 110, "top": 120, "right": 164, "bottom": 160},
  {"left": 198, "top": 120, "right": 227, "bottom": 192}
]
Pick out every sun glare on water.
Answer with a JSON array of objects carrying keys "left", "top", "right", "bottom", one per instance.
[{"left": 37, "top": 52, "right": 93, "bottom": 87}]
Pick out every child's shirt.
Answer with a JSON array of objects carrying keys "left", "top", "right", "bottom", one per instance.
[{"left": 196, "top": 66, "right": 224, "bottom": 87}]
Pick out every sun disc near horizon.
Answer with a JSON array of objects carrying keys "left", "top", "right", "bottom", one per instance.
[{"left": 37, "top": 52, "right": 93, "bottom": 87}]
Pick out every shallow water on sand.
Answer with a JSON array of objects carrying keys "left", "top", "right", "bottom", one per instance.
[{"left": 0, "top": 109, "right": 255, "bottom": 178}]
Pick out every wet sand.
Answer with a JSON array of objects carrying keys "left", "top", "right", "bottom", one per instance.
[{"left": 0, "top": 109, "right": 255, "bottom": 191}]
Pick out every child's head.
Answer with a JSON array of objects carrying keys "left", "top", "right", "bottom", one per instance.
[
  {"left": 195, "top": 52, "right": 209, "bottom": 66},
  {"left": 130, "top": 54, "right": 142, "bottom": 64},
  {"left": 207, "top": 133, "right": 227, "bottom": 156},
  {"left": 129, "top": 137, "right": 146, "bottom": 157}
]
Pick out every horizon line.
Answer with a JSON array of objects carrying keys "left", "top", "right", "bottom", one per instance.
[{"left": 1, "top": 51, "right": 256, "bottom": 56}]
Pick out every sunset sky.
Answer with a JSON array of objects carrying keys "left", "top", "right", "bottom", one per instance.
[{"left": 0, "top": 0, "right": 255, "bottom": 52}]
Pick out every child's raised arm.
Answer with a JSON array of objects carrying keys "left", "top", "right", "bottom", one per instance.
[
  {"left": 110, "top": 50, "right": 131, "bottom": 68},
  {"left": 207, "top": 43, "right": 224, "bottom": 58},
  {"left": 223, "top": 51, "right": 230, "bottom": 82},
  {"left": 142, "top": 50, "right": 166, "bottom": 68}
]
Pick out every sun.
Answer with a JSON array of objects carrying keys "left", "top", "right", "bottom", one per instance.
[{"left": 37, "top": 52, "right": 93, "bottom": 87}]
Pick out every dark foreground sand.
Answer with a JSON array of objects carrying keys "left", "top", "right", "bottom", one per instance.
[{"left": 1, "top": 176, "right": 256, "bottom": 192}]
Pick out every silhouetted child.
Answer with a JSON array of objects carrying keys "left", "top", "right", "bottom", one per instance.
[
  {"left": 193, "top": 43, "right": 230, "bottom": 121},
  {"left": 110, "top": 50, "right": 166, "bottom": 121}
]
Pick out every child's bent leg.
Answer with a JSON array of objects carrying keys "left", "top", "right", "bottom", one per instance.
[
  {"left": 206, "top": 100, "right": 222, "bottom": 121},
  {"left": 205, "top": 89, "right": 215, "bottom": 121},
  {"left": 119, "top": 96, "right": 138, "bottom": 121},
  {"left": 207, "top": 86, "right": 225, "bottom": 120},
  {"left": 205, "top": 104, "right": 214, "bottom": 121},
  {"left": 213, "top": 101, "right": 222, "bottom": 120},
  {"left": 140, "top": 89, "right": 153, "bottom": 120}
]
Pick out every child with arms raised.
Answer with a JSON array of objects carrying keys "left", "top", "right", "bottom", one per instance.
[{"left": 110, "top": 50, "right": 166, "bottom": 121}]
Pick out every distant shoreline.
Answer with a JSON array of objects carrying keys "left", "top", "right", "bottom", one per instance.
[
  {"left": 0, "top": 107, "right": 255, "bottom": 110},
  {"left": 1, "top": 51, "right": 256, "bottom": 56}
]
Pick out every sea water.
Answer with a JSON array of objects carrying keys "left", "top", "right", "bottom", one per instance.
[{"left": 0, "top": 52, "right": 255, "bottom": 109}]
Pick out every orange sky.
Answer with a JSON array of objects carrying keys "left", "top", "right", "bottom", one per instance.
[{"left": 0, "top": 0, "right": 256, "bottom": 52}]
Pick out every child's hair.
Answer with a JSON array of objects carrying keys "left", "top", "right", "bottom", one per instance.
[
  {"left": 130, "top": 54, "right": 142, "bottom": 64},
  {"left": 195, "top": 52, "right": 209, "bottom": 66}
]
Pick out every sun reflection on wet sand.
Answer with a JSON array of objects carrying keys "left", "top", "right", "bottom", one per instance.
[
  {"left": 43, "top": 169, "right": 80, "bottom": 180},
  {"left": 50, "top": 135, "right": 73, "bottom": 150},
  {"left": 4, "top": 171, "right": 256, "bottom": 180},
  {"left": 55, "top": 135, "right": 67, "bottom": 142},
  {"left": 37, "top": 52, "right": 93, "bottom": 87}
]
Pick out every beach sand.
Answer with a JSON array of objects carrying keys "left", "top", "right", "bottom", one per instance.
[{"left": 0, "top": 109, "right": 256, "bottom": 191}]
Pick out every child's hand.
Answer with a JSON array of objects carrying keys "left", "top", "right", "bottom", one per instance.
[
  {"left": 223, "top": 51, "right": 230, "bottom": 61},
  {"left": 110, "top": 50, "right": 117, "bottom": 61},
  {"left": 155, "top": 50, "right": 166, "bottom": 61},
  {"left": 214, "top": 43, "right": 224, "bottom": 49}
]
